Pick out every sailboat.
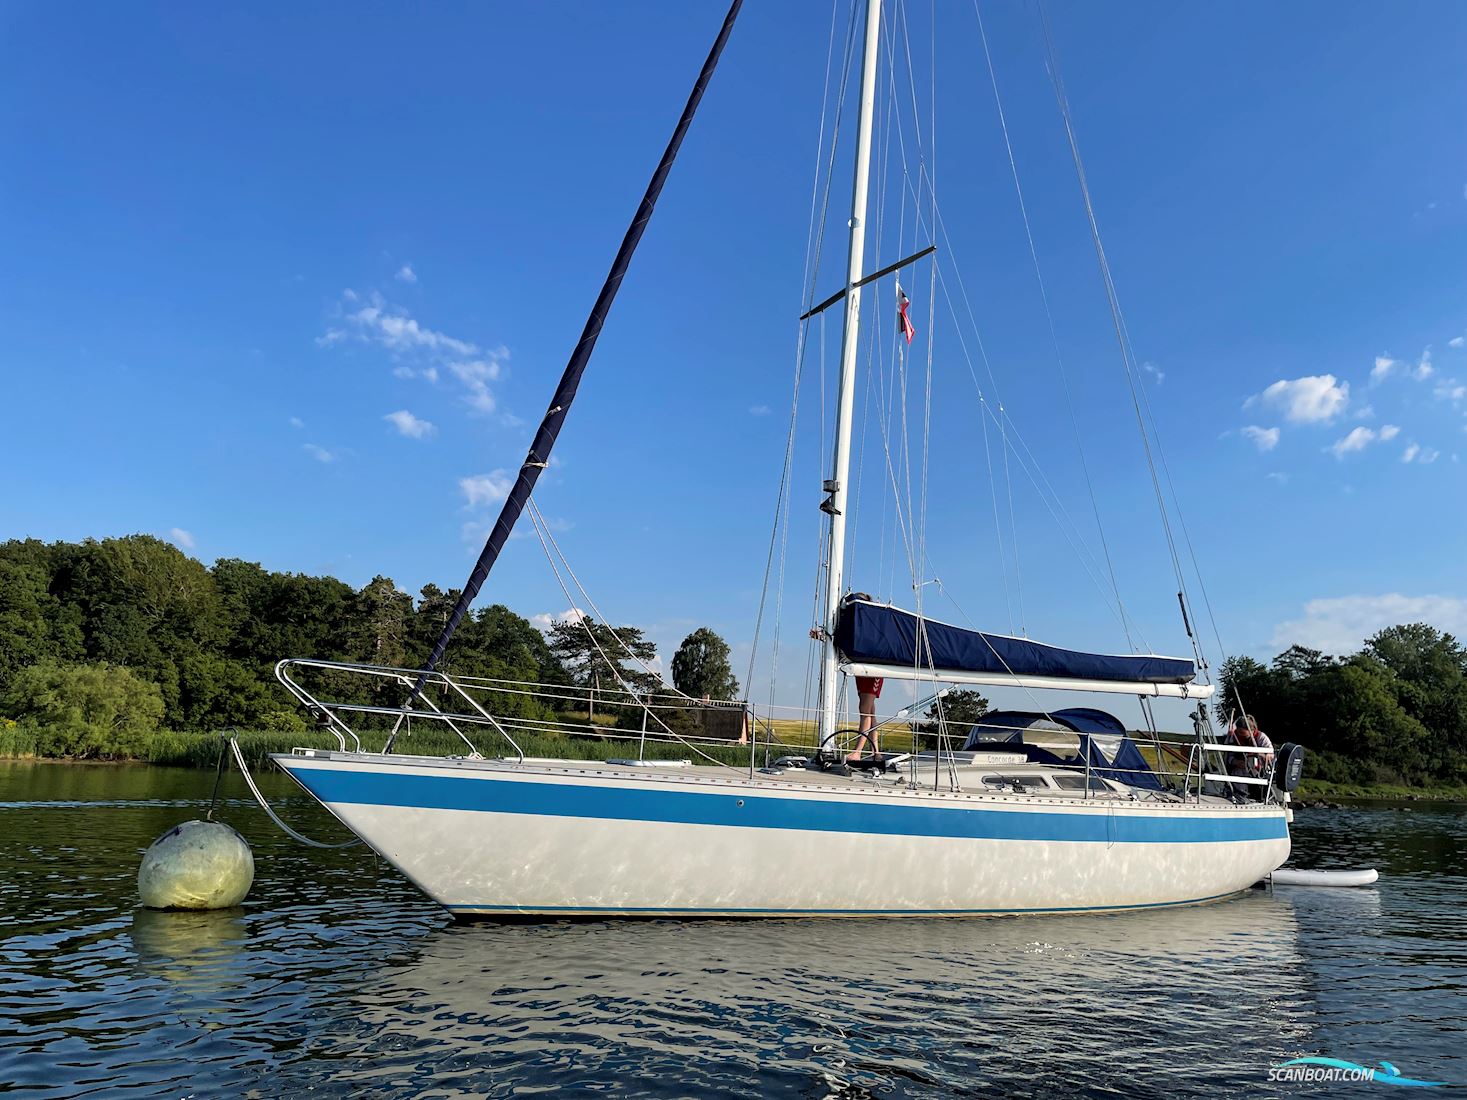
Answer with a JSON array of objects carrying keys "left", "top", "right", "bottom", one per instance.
[{"left": 270, "top": 0, "right": 1296, "bottom": 918}]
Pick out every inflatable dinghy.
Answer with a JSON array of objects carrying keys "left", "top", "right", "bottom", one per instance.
[{"left": 1268, "top": 867, "right": 1378, "bottom": 888}]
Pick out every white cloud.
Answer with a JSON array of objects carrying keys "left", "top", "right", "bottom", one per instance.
[
  {"left": 167, "top": 527, "right": 195, "bottom": 550},
  {"left": 321, "top": 291, "right": 506, "bottom": 413},
  {"left": 459, "top": 470, "right": 513, "bottom": 506},
  {"left": 304, "top": 443, "right": 337, "bottom": 463},
  {"left": 448, "top": 358, "right": 507, "bottom": 414},
  {"left": 1449, "top": 336, "right": 1464, "bottom": 349},
  {"left": 1328, "top": 426, "right": 1373, "bottom": 457},
  {"left": 383, "top": 409, "right": 436, "bottom": 439},
  {"left": 1265, "top": 472, "right": 1289, "bottom": 484},
  {"left": 748, "top": 404, "right": 772, "bottom": 417},
  {"left": 323, "top": 290, "right": 476, "bottom": 356},
  {"left": 1370, "top": 355, "right": 1399, "bottom": 382},
  {"left": 355, "top": 304, "right": 473, "bottom": 355},
  {"left": 1402, "top": 443, "right": 1439, "bottom": 465},
  {"left": 1141, "top": 361, "right": 1165, "bottom": 385},
  {"left": 1434, "top": 379, "right": 1467, "bottom": 405},
  {"left": 288, "top": 416, "right": 304, "bottom": 429},
  {"left": 1271, "top": 594, "right": 1467, "bottom": 654},
  {"left": 1248, "top": 374, "right": 1349, "bottom": 423},
  {"left": 1241, "top": 425, "right": 1280, "bottom": 452},
  {"left": 1328, "top": 423, "right": 1398, "bottom": 458},
  {"left": 1414, "top": 347, "right": 1434, "bottom": 381},
  {"left": 395, "top": 263, "right": 417, "bottom": 284},
  {"left": 530, "top": 607, "right": 587, "bottom": 633}
]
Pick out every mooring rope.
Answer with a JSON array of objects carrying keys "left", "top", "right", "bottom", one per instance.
[{"left": 227, "top": 736, "right": 359, "bottom": 850}]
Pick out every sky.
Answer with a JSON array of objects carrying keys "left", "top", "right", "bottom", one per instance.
[{"left": 2, "top": 2, "right": 1465, "bottom": 720}]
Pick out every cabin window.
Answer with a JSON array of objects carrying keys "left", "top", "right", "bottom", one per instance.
[{"left": 1051, "top": 773, "right": 1112, "bottom": 792}]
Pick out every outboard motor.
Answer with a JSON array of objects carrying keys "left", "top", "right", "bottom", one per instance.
[{"left": 1273, "top": 742, "right": 1306, "bottom": 792}]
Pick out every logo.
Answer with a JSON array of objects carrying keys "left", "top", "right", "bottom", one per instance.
[{"left": 1268, "top": 1058, "right": 1447, "bottom": 1088}]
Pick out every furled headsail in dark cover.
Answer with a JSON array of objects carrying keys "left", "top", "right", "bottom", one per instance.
[{"left": 833, "top": 598, "right": 1197, "bottom": 686}]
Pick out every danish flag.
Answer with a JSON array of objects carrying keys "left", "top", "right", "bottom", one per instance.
[{"left": 897, "top": 284, "right": 915, "bottom": 344}]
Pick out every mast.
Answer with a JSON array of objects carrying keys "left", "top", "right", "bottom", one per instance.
[{"left": 817, "top": 0, "right": 882, "bottom": 749}]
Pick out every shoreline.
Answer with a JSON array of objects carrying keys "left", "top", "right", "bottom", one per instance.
[{"left": 1296, "top": 779, "right": 1467, "bottom": 805}]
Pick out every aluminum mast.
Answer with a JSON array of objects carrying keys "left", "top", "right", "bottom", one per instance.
[{"left": 816, "top": 0, "right": 882, "bottom": 750}]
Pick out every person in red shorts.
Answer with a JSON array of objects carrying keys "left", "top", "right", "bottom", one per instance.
[{"left": 847, "top": 675, "right": 884, "bottom": 760}]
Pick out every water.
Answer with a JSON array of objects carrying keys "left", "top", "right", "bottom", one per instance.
[{"left": 2, "top": 763, "right": 1464, "bottom": 1098}]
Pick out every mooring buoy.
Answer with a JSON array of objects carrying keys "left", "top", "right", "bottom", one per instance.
[{"left": 138, "top": 820, "right": 254, "bottom": 910}]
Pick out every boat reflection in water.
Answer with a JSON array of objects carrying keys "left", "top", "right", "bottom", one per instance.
[{"left": 325, "top": 891, "right": 1317, "bottom": 1096}]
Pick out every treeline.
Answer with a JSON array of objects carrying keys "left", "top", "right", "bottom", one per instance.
[
  {"left": 1219, "top": 624, "right": 1467, "bottom": 786},
  {"left": 10, "top": 536, "right": 1464, "bottom": 787},
  {"left": 0, "top": 535, "right": 600, "bottom": 756}
]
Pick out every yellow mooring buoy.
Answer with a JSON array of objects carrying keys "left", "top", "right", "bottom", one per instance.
[{"left": 138, "top": 819, "right": 254, "bottom": 910}]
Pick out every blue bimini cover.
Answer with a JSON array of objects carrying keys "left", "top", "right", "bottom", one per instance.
[
  {"left": 962, "top": 708, "right": 1163, "bottom": 791},
  {"left": 833, "top": 599, "right": 1196, "bottom": 685}
]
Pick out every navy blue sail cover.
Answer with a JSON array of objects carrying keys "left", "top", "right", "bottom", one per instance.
[{"left": 833, "top": 599, "right": 1196, "bottom": 685}]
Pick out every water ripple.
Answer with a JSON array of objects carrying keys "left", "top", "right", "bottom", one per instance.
[{"left": 1, "top": 764, "right": 1464, "bottom": 1097}]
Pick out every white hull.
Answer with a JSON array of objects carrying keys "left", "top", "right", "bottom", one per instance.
[{"left": 273, "top": 751, "right": 1291, "bottom": 918}]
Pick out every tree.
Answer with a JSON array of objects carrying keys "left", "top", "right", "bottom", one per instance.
[
  {"left": 1217, "top": 655, "right": 1285, "bottom": 726},
  {"left": 0, "top": 558, "right": 60, "bottom": 689},
  {"left": 1363, "top": 623, "right": 1467, "bottom": 772},
  {"left": 1273, "top": 645, "right": 1337, "bottom": 680},
  {"left": 446, "top": 603, "right": 570, "bottom": 719},
  {"left": 925, "top": 688, "right": 989, "bottom": 729},
  {"left": 1311, "top": 656, "right": 1432, "bottom": 778},
  {"left": 547, "top": 617, "right": 661, "bottom": 719},
  {"left": 347, "top": 575, "right": 413, "bottom": 669},
  {"left": 670, "top": 627, "right": 739, "bottom": 700},
  {"left": 1, "top": 660, "right": 164, "bottom": 758}
]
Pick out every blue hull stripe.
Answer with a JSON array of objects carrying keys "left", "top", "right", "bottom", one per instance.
[
  {"left": 443, "top": 889, "right": 1243, "bottom": 916},
  {"left": 285, "top": 764, "right": 1289, "bottom": 845}
]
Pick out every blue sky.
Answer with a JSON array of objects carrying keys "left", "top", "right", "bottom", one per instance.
[{"left": 2, "top": 2, "right": 1465, "bottom": 716}]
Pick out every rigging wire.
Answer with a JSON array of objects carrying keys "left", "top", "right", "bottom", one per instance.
[
  {"left": 746, "top": 0, "right": 857, "bottom": 717},
  {"left": 839, "top": 124, "right": 1147, "bottom": 648},
  {"left": 526, "top": 499, "right": 685, "bottom": 698},
  {"left": 526, "top": 503, "right": 731, "bottom": 767},
  {"left": 973, "top": 0, "right": 1131, "bottom": 647},
  {"left": 1035, "top": 0, "right": 1204, "bottom": 676},
  {"left": 868, "top": 26, "right": 1152, "bottom": 649}
]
